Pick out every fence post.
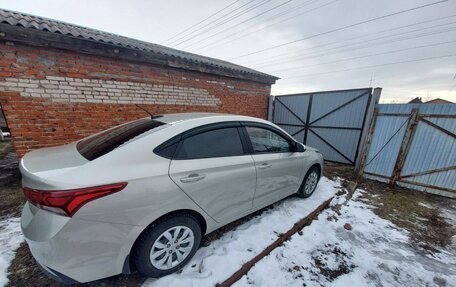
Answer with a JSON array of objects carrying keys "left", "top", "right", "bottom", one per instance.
[
  {"left": 356, "top": 108, "right": 378, "bottom": 178},
  {"left": 355, "top": 87, "right": 382, "bottom": 172},
  {"left": 390, "top": 108, "right": 419, "bottom": 186}
]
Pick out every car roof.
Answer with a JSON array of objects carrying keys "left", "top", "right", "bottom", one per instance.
[{"left": 155, "top": 113, "right": 265, "bottom": 125}]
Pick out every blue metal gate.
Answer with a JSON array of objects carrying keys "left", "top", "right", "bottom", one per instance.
[
  {"left": 271, "top": 88, "right": 380, "bottom": 165},
  {"left": 360, "top": 104, "right": 456, "bottom": 198}
]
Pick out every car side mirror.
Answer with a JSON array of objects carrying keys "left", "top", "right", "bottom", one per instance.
[{"left": 291, "top": 142, "right": 305, "bottom": 153}]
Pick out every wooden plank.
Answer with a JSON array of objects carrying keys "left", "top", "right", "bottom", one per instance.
[
  {"left": 401, "top": 166, "right": 456, "bottom": 179},
  {"left": 390, "top": 108, "right": 419, "bottom": 186},
  {"left": 399, "top": 179, "right": 456, "bottom": 193},
  {"left": 364, "top": 171, "right": 391, "bottom": 180},
  {"left": 354, "top": 89, "right": 373, "bottom": 164},
  {"left": 216, "top": 197, "right": 334, "bottom": 287},
  {"left": 420, "top": 114, "right": 456, "bottom": 118},
  {"left": 377, "top": 113, "right": 410, "bottom": 117},
  {"left": 356, "top": 108, "right": 378, "bottom": 177},
  {"left": 355, "top": 87, "right": 382, "bottom": 168}
]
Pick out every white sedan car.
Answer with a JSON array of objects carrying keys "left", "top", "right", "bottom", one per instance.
[{"left": 20, "top": 113, "right": 323, "bottom": 284}]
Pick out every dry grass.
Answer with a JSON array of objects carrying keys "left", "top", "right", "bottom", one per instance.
[
  {"left": 0, "top": 140, "right": 14, "bottom": 158},
  {"left": 359, "top": 183, "right": 455, "bottom": 252},
  {"left": 0, "top": 182, "right": 24, "bottom": 219},
  {"left": 324, "top": 162, "right": 456, "bottom": 253},
  {"left": 0, "top": 141, "right": 23, "bottom": 219}
]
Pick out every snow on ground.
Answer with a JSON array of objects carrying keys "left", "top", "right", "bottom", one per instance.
[
  {"left": 233, "top": 190, "right": 456, "bottom": 287},
  {"left": 0, "top": 217, "right": 22, "bottom": 287},
  {"left": 143, "top": 177, "right": 341, "bottom": 287}
]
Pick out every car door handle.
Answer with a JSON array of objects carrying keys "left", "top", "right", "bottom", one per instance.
[
  {"left": 258, "top": 163, "right": 272, "bottom": 169},
  {"left": 180, "top": 174, "right": 206, "bottom": 183}
]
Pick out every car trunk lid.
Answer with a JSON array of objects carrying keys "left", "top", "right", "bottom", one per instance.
[
  {"left": 21, "top": 142, "right": 88, "bottom": 174},
  {"left": 20, "top": 142, "right": 88, "bottom": 189}
]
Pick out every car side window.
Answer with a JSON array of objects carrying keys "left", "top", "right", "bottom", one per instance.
[
  {"left": 174, "top": 127, "right": 244, "bottom": 159},
  {"left": 246, "top": 126, "right": 291, "bottom": 153}
]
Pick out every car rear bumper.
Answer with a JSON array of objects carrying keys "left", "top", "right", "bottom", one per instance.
[
  {"left": 21, "top": 202, "right": 144, "bottom": 283},
  {"left": 36, "top": 262, "right": 80, "bottom": 285}
]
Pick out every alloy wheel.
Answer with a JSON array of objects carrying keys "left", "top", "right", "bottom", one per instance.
[
  {"left": 149, "top": 226, "right": 195, "bottom": 270},
  {"left": 304, "top": 171, "right": 318, "bottom": 195}
]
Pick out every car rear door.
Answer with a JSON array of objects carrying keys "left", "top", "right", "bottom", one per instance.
[
  {"left": 242, "top": 123, "right": 305, "bottom": 208},
  {"left": 168, "top": 123, "right": 256, "bottom": 223}
]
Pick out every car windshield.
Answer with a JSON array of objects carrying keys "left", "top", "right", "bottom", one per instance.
[{"left": 77, "top": 118, "right": 165, "bottom": 161}]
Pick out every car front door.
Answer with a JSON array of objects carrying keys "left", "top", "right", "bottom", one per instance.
[
  {"left": 243, "top": 124, "right": 305, "bottom": 208},
  {"left": 168, "top": 124, "right": 256, "bottom": 223}
]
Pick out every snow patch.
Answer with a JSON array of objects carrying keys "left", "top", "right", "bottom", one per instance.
[
  {"left": 143, "top": 177, "right": 340, "bottom": 287},
  {"left": 418, "top": 201, "right": 433, "bottom": 209},
  {"left": 234, "top": 190, "right": 456, "bottom": 287},
  {"left": 0, "top": 217, "right": 22, "bottom": 287}
]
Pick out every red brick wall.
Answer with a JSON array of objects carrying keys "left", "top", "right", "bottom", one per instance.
[{"left": 0, "top": 43, "right": 272, "bottom": 157}]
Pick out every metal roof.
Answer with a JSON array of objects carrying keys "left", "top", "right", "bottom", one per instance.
[{"left": 0, "top": 9, "right": 278, "bottom": 84}]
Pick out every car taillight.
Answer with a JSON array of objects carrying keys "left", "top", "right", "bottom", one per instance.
[{"left": 22, "top": 182, "right": 127, "bottom": 217}]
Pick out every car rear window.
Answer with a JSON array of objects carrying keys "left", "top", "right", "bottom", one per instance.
[{"left": 77, "top": 119, "right": 165, "bottom": 161}]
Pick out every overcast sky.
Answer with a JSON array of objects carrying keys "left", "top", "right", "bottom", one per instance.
[{"left": 1, "top": 0, "right": 456, "bottom": 103}]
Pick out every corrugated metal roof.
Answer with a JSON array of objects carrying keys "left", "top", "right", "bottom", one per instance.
[{"left": 0, "top": 9, "right": 278, "bottom": 83}]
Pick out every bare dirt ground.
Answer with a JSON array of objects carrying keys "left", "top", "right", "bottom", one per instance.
[
  {"left": 1, "top": 144, "right": 455, "bottom": 287},
  {"left": 0, "top": 141, "right": 22, "bottom": 219}
]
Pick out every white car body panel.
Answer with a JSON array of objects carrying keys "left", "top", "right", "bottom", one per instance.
[{"left": 19, "top": 113, "right": 324, "bottom": 283}]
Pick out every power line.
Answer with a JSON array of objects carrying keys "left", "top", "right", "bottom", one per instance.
[
  {"left": 253, "top": 20, "right": 456, "bottom": 67},
  {"left": 257, "top": 28, "right": 456, "bottom": 69},
  {"left": 254, "top": 22, "right": 456, "bottom": 69},
  {"left": 281, "top": 54, "right": 456, "bottom": 80},
  {"left": 174, "top": 0, "right": 276, "bottom": 47},
  {"left": 244, "top": 14, "right": 456, "bottom": 66},
  {"left": 162, "top": 0, "right": 243, "bottom": 45},
  {"left": 172, "top": 0, "right": 275, "bottom": 47},
  {"left": 197, "top": 0, "right": 337, "bottom": 53},
  {"left": 268, "top": 40, "right": 456, "bottom": 73},
  {"left": 228, "top": 0, "right": 449, "bottom": 60},
  {"left": 167, "top": 0, "right": 259, "bottom": 46},
  {"left": 449, "top": 73, "right": 456, "bottom": 93},
  {"left": 191, "top": 0, "right": 325, "bottom": 52},
  {"left": 168, "top": 0, "right": 261, "bottom": 46},
  {"left": 183, "top": 0, "right": 295, "bottom": 50}
]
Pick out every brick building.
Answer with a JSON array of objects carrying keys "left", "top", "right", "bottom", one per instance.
[{"left": 0, "top": 9, "right": 277, "bottom": 157}]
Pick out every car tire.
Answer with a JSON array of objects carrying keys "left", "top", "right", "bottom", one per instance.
[
  {"left": 297, "top": 165, "right": 320, "bottom": 198},
  {"left": 132, "top": 214, "right": 202, "bottom": 278}
]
